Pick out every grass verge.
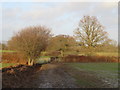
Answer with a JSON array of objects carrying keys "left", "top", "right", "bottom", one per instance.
[
  {"left": 0, "top": 63, "right": 17, "bottom": 68},
  {"left": 65, "top": 63, "right": 118, "bottom": 88}
]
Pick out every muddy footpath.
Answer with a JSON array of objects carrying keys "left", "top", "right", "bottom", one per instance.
[
  {"left": 2, "top": 63, "right": 79, "bottom": 88},
  {"left": 2, "top": 63, "right": 118, "bottom": 88}
]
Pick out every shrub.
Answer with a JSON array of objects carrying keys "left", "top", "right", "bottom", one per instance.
[
  {"left": 61, "top": 55, "right": 118, "bottom": 63},
  {"left": 2, "top": 52, "right": 27, "bottom": 64}
]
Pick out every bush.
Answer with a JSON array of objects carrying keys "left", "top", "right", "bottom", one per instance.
[
  {"left": 2, "top": 52, "right": 27, "bottom": 64},
  {"left": 61, "top": 55, "right": 118, "bottom": 63}
]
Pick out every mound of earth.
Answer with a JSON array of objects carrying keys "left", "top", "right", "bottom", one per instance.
[{"left": 2, "top": 64, "right": 42, "bottom": 88}]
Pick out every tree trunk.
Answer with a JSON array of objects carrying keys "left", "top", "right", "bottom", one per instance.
[
  {"left": 28, "top": 58, "right": 34, "bottom": 65},
  {"left": 28, "top": 58, "right": 31, "bottom": 65},
  {"left": 30, "top": 59, "right": 34, "bottom": 65}
]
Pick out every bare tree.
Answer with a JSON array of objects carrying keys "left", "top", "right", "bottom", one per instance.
[
  {"left": 74, "top": 16, "right": 109, "bottom": 47},
  {"left": 8, "top": 26, "right": 52, "bottom": 65}
]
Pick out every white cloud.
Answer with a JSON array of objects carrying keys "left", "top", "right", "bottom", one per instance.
[{"left": 2, "top": 2, "right": 118, "bottom": 42}]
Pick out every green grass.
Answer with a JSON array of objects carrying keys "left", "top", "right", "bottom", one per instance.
[
  {"left": 66, "top": 63, "right": 118, "bottom": 87},
  {"left": 35, "top": 56, "right": 51, "bottom": 64},
  {"left": 0, "top": 50, "right": 16, "bottom": 53},
  {"left": 68, "top": 63, "right": 118, "bottom": 72},
  {"left": 0, "top": 63, "right": 17, "bottom": 68}
]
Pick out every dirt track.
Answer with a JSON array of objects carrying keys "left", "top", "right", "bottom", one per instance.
[
  {"left": 38, "top": 64, "right": 79, "bottom": 88},
  {"left": 2, "top": 64, "right": 79, "bottom": 88},
  {"left": 2, "top": 63, "right": 117, "bottom": 88}
]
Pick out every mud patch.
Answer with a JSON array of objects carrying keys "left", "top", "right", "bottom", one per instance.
[
  {"left": 2, "top": 64, "right": 42, "bottom": 88},
  {"left": 38, "top": 64, "right": 79, "bottom": 88}
]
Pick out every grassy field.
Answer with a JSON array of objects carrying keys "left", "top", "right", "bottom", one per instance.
[
  {"left": 96, "top": 52, "right": 118, "bottom": 57},
  {"left": 67, "top": 63, "right": 118, "bottom": 72},
  {"left": 78, "top": 52, "right": 118, "bottom": 57},
  {"left": 0, "top": 63, "right": 17, "bottom": 68},
  {"left": 0, "top": 50, "right": 16, "bottom": 53},
  {"left": 66, "top": 63, "right": 118, "bottom": 87}
]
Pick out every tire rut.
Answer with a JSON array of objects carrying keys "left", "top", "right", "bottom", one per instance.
[{"left": 38, "top": 64, "right": 79, "bottom": 88}]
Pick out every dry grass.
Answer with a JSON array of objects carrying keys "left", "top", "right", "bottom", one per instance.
[{"left": 2, "top": 52, "right": 27, "bottom": 64}]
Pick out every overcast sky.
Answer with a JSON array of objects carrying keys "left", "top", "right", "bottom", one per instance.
[{"left": 0, "top": 1, "right": 118, "bottom": 43}]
